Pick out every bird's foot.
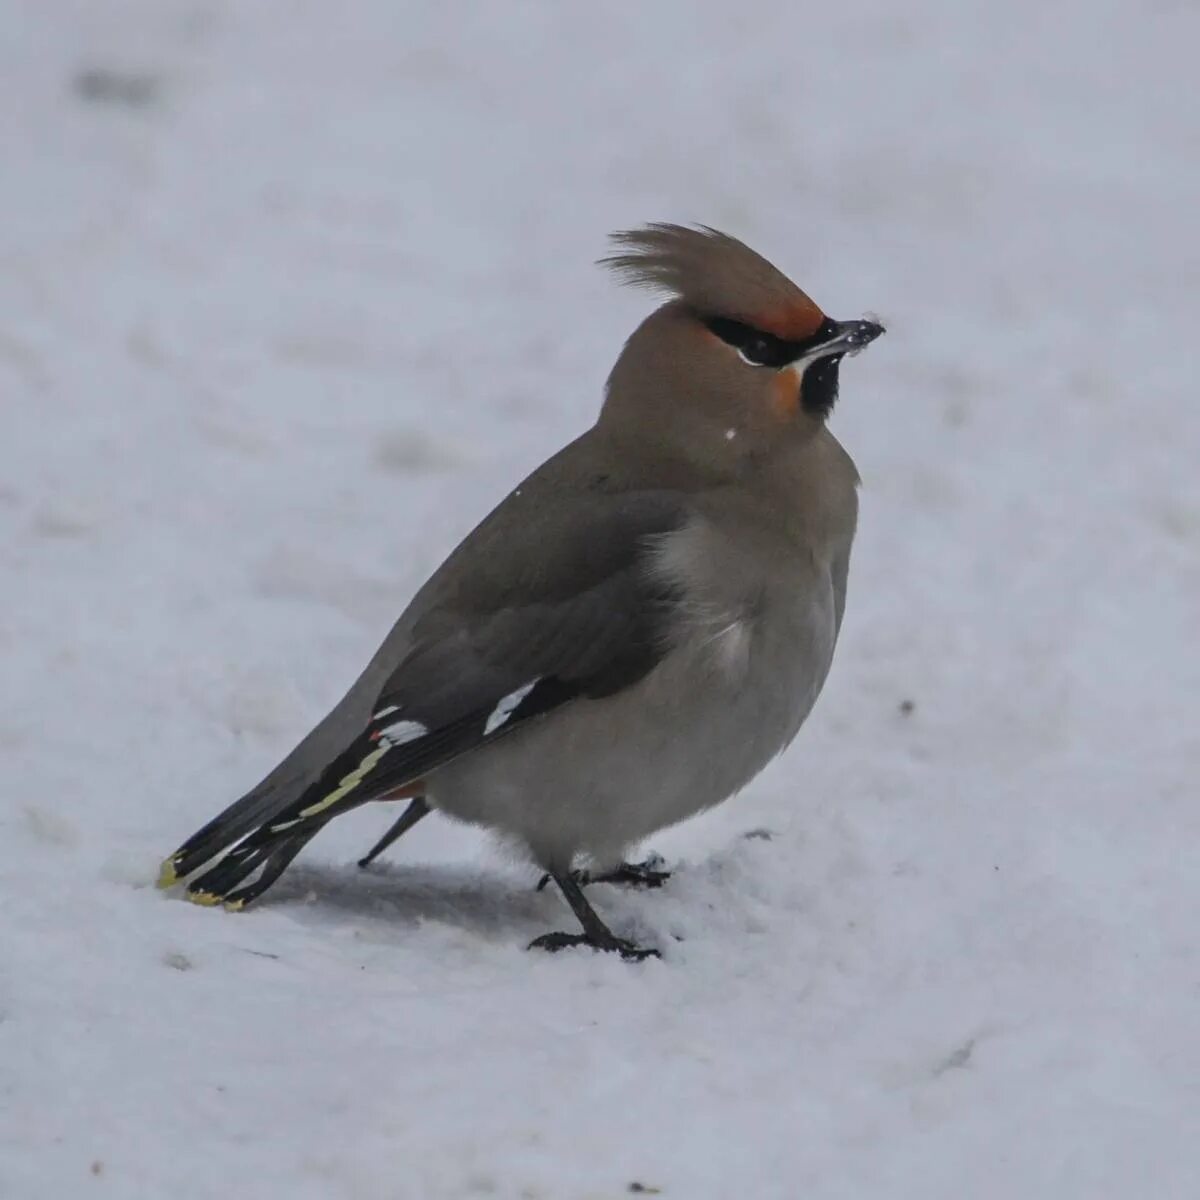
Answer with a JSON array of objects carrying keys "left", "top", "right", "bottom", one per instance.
[
  {"left": 528, "top": 930, "right": 660, "bottom": 961},
  {"left": 592, "top": 853, "right": 670, "bottom": 889},
  {"left": 535, "top": 853, "right": 670, "bottom": 892}
]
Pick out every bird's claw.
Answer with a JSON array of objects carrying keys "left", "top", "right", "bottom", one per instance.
[
  {"left": 528, "top": 931, "right": 660, "bottom": 961},
  {"left": 594, "top": 854, "right": 670, "bottom": 888},
  {"left": 535, "top": 854, "right": 670, "bottom": 892}
]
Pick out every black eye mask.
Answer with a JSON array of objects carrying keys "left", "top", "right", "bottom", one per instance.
[{"left": 702, "top": 315, "right": 838, "bottom": 368}]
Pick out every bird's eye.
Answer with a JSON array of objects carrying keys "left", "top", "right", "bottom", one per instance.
[
  {"left": 703, "top": 315, "right": 799, "bottom": 369},
  {"left": 739, "top": 336, "right": 776, "bottom": 367}
]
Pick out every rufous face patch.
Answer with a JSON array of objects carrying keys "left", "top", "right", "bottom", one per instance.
[
  {"left": 752, "top": 295, "right": 826, "bottom": 343},
  {"left": 769, "top": 364, "right": 803, "bottom": 418}
]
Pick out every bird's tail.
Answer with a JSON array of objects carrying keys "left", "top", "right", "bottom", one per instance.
[
  {"left": 157, "top": 730, "right": 419, "bottom": 910},
  {"left": 160, "top": 820, "right": 323, "bottom": 911}
]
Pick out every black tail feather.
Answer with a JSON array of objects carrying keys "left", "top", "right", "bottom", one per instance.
[
  {"left": 157, "top": 679, "right": 527, "bottom": 905},
  {"left": 219, "top": 830, "right": 318, "bottom": 909},
  {"left": 158, "top": 725, "right": 411, "bottom": 906}
]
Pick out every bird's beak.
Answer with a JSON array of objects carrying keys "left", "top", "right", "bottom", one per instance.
[{"left": 812, "top": 318, "right": 885, "bottom": 358}]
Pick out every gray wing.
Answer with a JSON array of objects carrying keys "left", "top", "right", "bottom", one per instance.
[
  {"left": 165, "top": 488, "right": 688, "bottom": 879},
  {"left": 313, "top": 490, "right": 690, "bottom": 801}
]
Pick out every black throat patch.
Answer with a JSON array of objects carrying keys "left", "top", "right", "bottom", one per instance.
[{"left": 800, "top": 353, "right": 843, "bottom": 418}]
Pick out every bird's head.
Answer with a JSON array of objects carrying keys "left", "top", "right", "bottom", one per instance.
[{"left": 598, "top": 224, "right": 883, "bottom": 469}]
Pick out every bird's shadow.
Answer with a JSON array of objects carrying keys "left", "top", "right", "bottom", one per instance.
[{"left": 248, "top": 858, "right": 558, "bottom": 943}]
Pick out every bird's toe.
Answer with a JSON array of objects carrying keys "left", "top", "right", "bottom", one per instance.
[{"left": 528, "top": 930, "right": 660, "bottom": 961}]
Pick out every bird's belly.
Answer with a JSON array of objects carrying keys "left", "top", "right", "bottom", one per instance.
[{"left": 427, "top": 574, "right": 839, "bottom": 870}]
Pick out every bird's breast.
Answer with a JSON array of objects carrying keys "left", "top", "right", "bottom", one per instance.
[
  {"left": 426, "top": 513, "right": 849, "bottom": 865},
  {"left": 651, "top": 517, "right": 842, "bottom": 764}
]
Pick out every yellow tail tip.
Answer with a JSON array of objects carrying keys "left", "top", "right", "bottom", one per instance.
[
  {"left": 156, "top": 859, "right": 179, "bottom": 889},
  {"left": 223, "top": 899, "right": 246, "bottom": 913},
  {"left": 185, "top": 890, "right": 224, "bottom": 908}
]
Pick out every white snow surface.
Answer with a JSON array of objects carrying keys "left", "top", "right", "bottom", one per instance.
[{"left": 2, "top": 3, "right": 1199, "bottom": 1197}]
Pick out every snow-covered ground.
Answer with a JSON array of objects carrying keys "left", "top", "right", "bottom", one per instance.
[{"left": 3, "top": 2, "right": 1198, "bottom": 1196}]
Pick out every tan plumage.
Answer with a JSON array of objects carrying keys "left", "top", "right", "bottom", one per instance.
[
  {"left": 158, "top": 223, "right": 884, "bottom": 959},
  {"left": 601, "top": 223, "right": 826, "bottom": 340}
]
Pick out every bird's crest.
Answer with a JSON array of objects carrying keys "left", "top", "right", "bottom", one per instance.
[{"left": 601, "top": 223, "right": 826, "bottom": 341}]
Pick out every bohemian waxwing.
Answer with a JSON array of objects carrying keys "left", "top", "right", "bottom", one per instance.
[{"left": 158, "top": 224, "right": 884, "bottom": 959}]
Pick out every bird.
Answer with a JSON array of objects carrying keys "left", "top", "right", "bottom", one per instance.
[{"left": 157, "top": 223, "right": 884, "bottom": 959}]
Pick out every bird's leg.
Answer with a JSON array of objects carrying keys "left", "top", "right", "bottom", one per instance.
[
  {"left": 529, "top": 870, "right": 660, "bottom": 961},
  {"left": 357, "top": 796, "right": 431, "bottom": 868},
  {"left": 535, "top": 852, "right": 670, "bottom": 892}
]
